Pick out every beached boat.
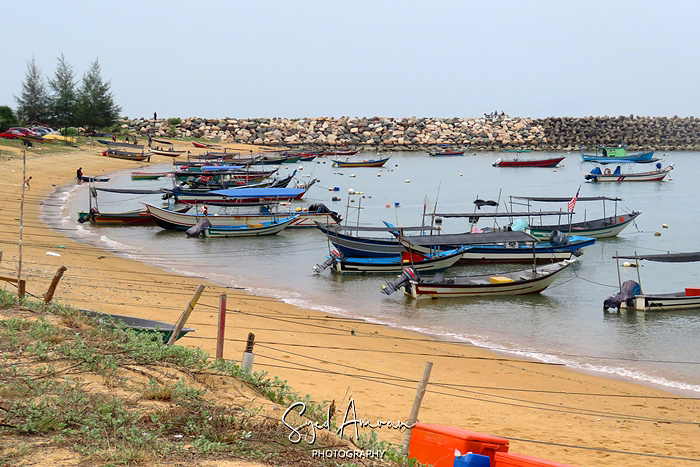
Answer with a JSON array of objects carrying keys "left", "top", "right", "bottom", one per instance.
[
  {"left": 78, "top": 205, "right": 191, "bottom": 225},
  {"left": 313, "top": 248, "right": 465, "bottom": 274},
  {"left": 131, "top": 172, "right": 169, "bottom": 180},
  {"left": 97, "top": 140, "right": 145, "bottom": 149},
  {"left": 509, "top": 195, "right": 641, "bottom": 239},
  {"left": 381, "top": 260, "right": 573, "bottom": 299},
  {"left": 102, "top": 149, "right": 151, "bottom": 162},
  {"left": 202, "top": 215, "right": 297, "bottom": 237},
  {"left": 584, "top": 162, "right": 674, "bottom": 182},
  {"left": 492, "top": 150, "right": 565, "bottom": 167},
  {"left": 604, "top": 252, "right": 700, "bottom": 311},
  {"left": 143, "top": 202, "right": 341, "bottom": 229},
  {"left": 580, "top": 144, "right": 655, "bottom": 163},
  {"left": 331, "top": 155, "right": 391, "bottom": 168},
  {"left": 192, "top": 141, "right": 221, "bottom": 149},
  {"left": 82, "top": 311, "right": 194, "bottom": 342},
  {"left": 80, "top": 176, "right": 110, "bottom": 182},
  {"left": 151, "top": 148, "right": 187, "bottom": 157}
]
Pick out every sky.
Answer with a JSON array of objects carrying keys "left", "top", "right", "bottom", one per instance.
[{"left": 2, "top": 0, "right": 698, "bottom": 120}]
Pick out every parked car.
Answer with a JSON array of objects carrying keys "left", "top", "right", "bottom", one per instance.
[
  {"left": 0, "top": 127, "right": 40, "bottom": 139},
  {"left": 31, "top": 126, "right": 55, "bottom": 136}
]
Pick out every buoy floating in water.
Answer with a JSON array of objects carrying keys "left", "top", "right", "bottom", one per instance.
[
  {"left": 350, "top": 174, "right": 356, "bottom": 178},
  {"left": 386, "top": 203, "right": 390, "bottom": 208},
  {"left": 394, "top": 202, "right": 400, "bottom": 207},
  {"left": 405, "top": 179, "right": 410, "bottom": 183},
  {"left": 623, "top": 262, "right": 639, "bottom": 268},
  {"left": 662, "top": 224, "right": 669, "bottom": 228},
  {"left": 654, "top": 231, "right": 661, "bottom": 236}
]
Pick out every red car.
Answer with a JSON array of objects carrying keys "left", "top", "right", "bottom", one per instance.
[{"left": 0, "top": 127, "right": 40, "bottom": 139}]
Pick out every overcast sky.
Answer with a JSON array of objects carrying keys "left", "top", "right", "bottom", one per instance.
[{"left": 2, "top": 0, "right": 697, "bottom": 120}]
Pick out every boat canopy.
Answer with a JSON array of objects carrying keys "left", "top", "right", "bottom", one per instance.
[
  {"left": 614, "top": 252, "right": 700, "bottom": 263},
  {"left": 318, "top": 222, "right": 440, "bottom": 232},
  {"left": 432, "top": 210, "right": 572, "bottom": 218},
  {"left": 399, "top": 231, "right": 538, "bottom": 246},
  {"left": 511, "top": 196, "right": 622, "bottom": 202},
  {"left": 201, "top": 165, "right": 244, "bottom": 171},
  {"left": 211, "top": 187, "right": 305, "bottom": 198}
]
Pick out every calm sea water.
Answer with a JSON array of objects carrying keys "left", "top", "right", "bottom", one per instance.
[{"left": 49, "top": 150, "right": 700, "bottom": 394}]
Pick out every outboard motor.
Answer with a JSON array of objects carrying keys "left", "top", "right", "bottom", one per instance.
[
  {"left": 603, "top": 280, "right": 642, "bottom": 311},
  {"left": 308, "top": 203, "right": 343, "bottom": 224},
  {"left": 549, "top": 230, "right": 570, "bottom": 247},
  {"left": 186, "top": 218, "right": 212, "bottom": 238},
  {"left": 313, "top": 249, "right": 342, "bottom": 274},
  {"left": 381, "top": 267, "right": 420, "bottom": 295}
]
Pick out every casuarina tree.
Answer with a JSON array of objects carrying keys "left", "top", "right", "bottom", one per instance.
[
  {"left": 14, "top": 57, "right": 52, "bottom": 124},
  {"left": 75, "top": 59, "right": 121, "bottom": 131},
  {"left": 49, "top": 53, "right": 77, "bottom": 129}
]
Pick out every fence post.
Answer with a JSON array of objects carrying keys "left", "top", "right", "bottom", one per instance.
[
  {"left": 241, "top": 332, "right": 255, "bottom": 372},
  {"left": 44, "top": 266, "right": 67, "bottom": 303},
  {"left": 216, "top": 293, "right": 226, "bottom": 359},
  {"left": 167, "top": 285, "right": 205, "bottom": 346},
  {"left": 401, "top": 361, "right": 433, "bottom": 453}
]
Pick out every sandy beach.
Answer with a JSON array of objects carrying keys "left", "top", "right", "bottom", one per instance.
[{"left": 1, "top": 140, "right": 699, "bottom": 467}]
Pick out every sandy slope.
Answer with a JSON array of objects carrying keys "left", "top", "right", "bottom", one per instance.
[{"left": 0, "top": 140, "right": 699, "bottom": 467}]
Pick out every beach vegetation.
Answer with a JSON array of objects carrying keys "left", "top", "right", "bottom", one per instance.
[
  {"left": 168, "top": 117, "right": 182, "bottom": 125},
  {"left": 0, "top": 289, "right": 405, "bottom": 466},
  {"left": 0, "top": 105, "right": 20, "bottom": 132},
  {"left": 14, "top": 57, "right": 52, "bottom": 124}
]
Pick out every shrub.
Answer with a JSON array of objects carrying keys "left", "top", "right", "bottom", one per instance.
[{"left": 167, "top": 117, "right": 181, "bottom": 125}]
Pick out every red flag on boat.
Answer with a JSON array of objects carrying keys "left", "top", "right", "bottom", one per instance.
[{"left": 568, "top": 186, "right": 580, "bottom": 212}]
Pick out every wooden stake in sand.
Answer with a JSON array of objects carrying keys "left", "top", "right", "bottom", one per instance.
[
  {"left": 216, "top": 293, "right": 227, "bottom": 359},
  {"left": 44, "top": 266, "right": 67, "bottom": 303},
  {"left": 17, "top": 150, "right": 26, "bottom": 299},
  {"left": 401, "top": 361, "right": 433, "bottom": 453},
  {"left": 241, "top": 332, "right": 255, "bottom": 371},
  {"left": 167, "top": 284, "right": 205, "bottom": 346}
]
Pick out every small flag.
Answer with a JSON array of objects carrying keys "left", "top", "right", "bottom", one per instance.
[{"left": 568, "top": 186, "right": 580, "bottom": 212}]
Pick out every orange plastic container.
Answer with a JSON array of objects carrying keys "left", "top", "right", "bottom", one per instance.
[
  {"left": 494, "top": 452, "right": 575, "bottom": 467},
  {"left": 408, "top": 423, "right": 509, "bottom": 467},
  {"left": 685, "top": 287, "right": 700, "bottom": 296}
]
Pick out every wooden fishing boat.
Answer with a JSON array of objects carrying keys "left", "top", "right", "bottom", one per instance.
[
  {"left": 151, "top": 148, "right": 187, "bottom": 157},
  {"left": 192, "top": 141, "right": 221, "bottom": 149},
  {"left": 102, "top": 149, "right": 151, "bottom": 162},
  {"left": 299, "top": 154, "right": 317, "bottom": 162},
  {"left": 313, "top": 248, "right": 465, "bottom": 274},
  {"left": 604, "top": 252, "right": 700, "bottom": 311},
  {"left": 493, "top": 150, "right": 565, "bottom": 167},
  {"left": 82, "top": 311, "right": 194, "bottom": 342},
  {"left": 168, "top": 184, "right": 315, "bottom": 205},
  {"left": 509, "top": 195, "right": 641, "bottom": 239},
  {"left": 143, "top": 202, "right": 340, "bottom": 229},
  {"left": 584, "top": 162, "right": 674, "bottom": 182},
  {"left": 320, "top": 150, "right": 358, "bottom": 156},
  {"left": 80, "top": 176, "right": 110, "bottom": 182},
  {"left": 428, "top": 149, "right": 465, "bottom": 156},
  {"left": 78, "top": 206, "right": 191, "bottom": 225},
  {"left": 131, "top": 172, "right": 169, "bottom": 180},
  {"left": 202, "top": 216, "right": 297, "bottom": 237},
  {"left": 331, "top": 155, "right": 391, "bottom": 168},
  {"left": 381, "top": 260, "right": 572, "bottom": 299},
  {"left": 151, "top": 138, "right": 173, "bottom": 145},
  {"left": 580, "top": 144, "right": 655, "bottom": 163},
  {"left": 97, "top": 140, "right": 145, "bottom": 149}
]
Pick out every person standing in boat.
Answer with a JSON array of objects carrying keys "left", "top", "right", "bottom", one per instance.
[{"left": 202, "top": 205, "right": 209, "bottom": 217}]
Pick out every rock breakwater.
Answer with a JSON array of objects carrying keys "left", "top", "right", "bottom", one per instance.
[{"left": 118, "top": 115, "right": 700, "bottom": 150}]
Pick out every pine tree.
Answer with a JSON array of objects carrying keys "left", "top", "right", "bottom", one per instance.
[
  {"left": 14, "top": 57, "right": 51, "bottom": 124},
  {"left": 75, "top": 59, "right": 121, "bottom": 131},
  {"left": 49, "top": 53, "right": 77, "bottom": 129}
]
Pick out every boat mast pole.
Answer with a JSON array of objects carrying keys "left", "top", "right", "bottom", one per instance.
[
  {"left": 634, "top": 250, "right": 642, "bottom": 292},
  {"left": 615, "top": 250, "right": 622, "bottom": 289}
]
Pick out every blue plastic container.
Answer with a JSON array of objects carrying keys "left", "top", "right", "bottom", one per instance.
[{"left": 454, "top": 453, "right": 490, "bottom": 467}]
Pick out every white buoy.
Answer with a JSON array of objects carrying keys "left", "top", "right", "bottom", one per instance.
[
  {"left": 377, "top": 173, "right": 381, "bottom": 177},
  {"left": 405, "top": 179, "right": 410, "bottom": 183},
  {"left": 348, "top": 188, "right": 355, "bottom": 195},
  {"left": 662, "top": 224, "right": 669, "bottom": 228},
  {"left": 654, "top": 231, "right": 661, "bottom": 236},
  {"left": 459, "top": 173, "right": 463, "bottom": 176},
  {"left": 350, "top": 174, "right": 356, "bottom": 178}
]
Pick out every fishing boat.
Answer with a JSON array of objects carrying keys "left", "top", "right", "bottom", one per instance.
[
  {"left": 80, "top": 176, "right": 110, "bottom": 182},
  {"left": 331, "top": 155, "right": 391, "bottom": 168},
  {"left": 202, "top": 215, "right": 297, "bottom": 237},
  {"left": 315, "top": 223, "right": 433, "bottom": 257},
  {"left": 151, "top": 147, "right": 188, "bottom": 157},
  {"left": 313, "top": 248, "right": 465, "bottom": 274},
  {"left": 131, "top": 172, "right": 169, "bottom": 180},
  {"left": 97, "top": 140, "right": 145, "bottom": 149},
  {"left": 584, "top": 162, "right": 674, "bottom": 182},
  {"left": 509, "top": 195, "right": 641, "bottom": 239},
  {"left": 381, "top": 260, "right": 573, "bottom": 299},
  {"left": 492, "top": 150, "right": 565, "bottom": 167},
  {"left": 192, "top": 141, "right": 221, "bottom": 149},
  {"left": 82, "top": 311, "right": 194, "bottom": 342},
  {"left": 167, "top": 184, "right": 316, "bottom": 205},
  {"left": 102, "top": 149, "right": 151, "bottom": 162},
  {"left": 428, "top": 148, "right": 467, "bottom": 157},
  {"left": 580, "top": 144, "right": 655, "bottom": 163},
  {"left": 603, "top": 252, "right": 700, "bottom": 311},
  {"left": 143, "top": 202, "right": 341, "bottom": 229},
  {"left": 321, "top": 150, "right": 359, "bottom": 156}
]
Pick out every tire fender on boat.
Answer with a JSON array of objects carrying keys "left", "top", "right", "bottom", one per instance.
[{"left": 603, "top": 168, "right": 612, "bottom": 175}]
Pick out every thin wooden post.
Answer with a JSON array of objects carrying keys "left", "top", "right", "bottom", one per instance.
[
  {"left": 216, "top": 293, "right": 227, "bottom": 359},
  {"left": 241, "top": 332, "right": 255, "bottom": 372},
  {"left": 167, "top": 284, "right": 205, "bottom": 346},
  {"left": 44, "top": 266, "right": 67, "bottom": 303},
  {"left": 401, "top": 361, "right": 433, "bottom": 453},
  {"left": 18, "top": 280, "right": 26, "bottom": 299},
  {"left": 18, "top": 150, "right": 26, "bottom": 298}
]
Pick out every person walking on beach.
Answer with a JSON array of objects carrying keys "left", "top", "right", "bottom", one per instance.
[
  {"left": 77, "top": 167, "right": 83, "bottom": 181},
  {"left": 24, "top": 176, "right": 32, "bottom": 191}
]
